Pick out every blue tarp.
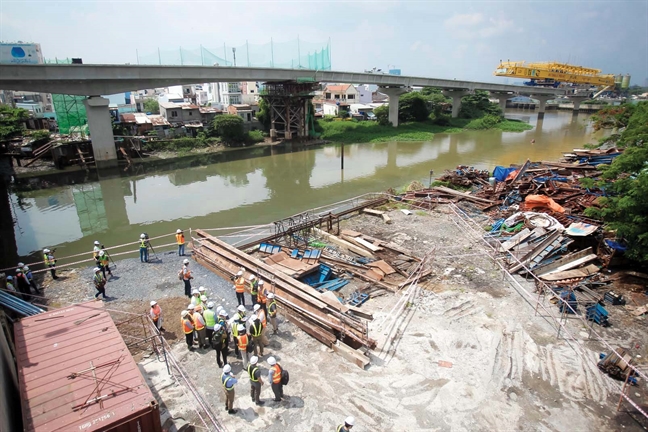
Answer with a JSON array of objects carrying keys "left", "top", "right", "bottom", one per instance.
[
  {"left": 493, "top": 166, "right": 517, "bottom": 182},
  {"left": 605, "top": 239, "right": 628, "bottom": 252}
]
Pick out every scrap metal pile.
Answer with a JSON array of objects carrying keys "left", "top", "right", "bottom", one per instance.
[{"left": 397, "top": 148, "right": 635, "bottom": 326}]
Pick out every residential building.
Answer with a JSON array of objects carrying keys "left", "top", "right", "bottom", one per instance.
[
  {"left": 16, "top": 101, "right": 45, "bottom": 118},
  {"left": 218, "top": 82, "right": 242, "bottom": 106},
  {"left": 241, "top": 81, "right": 260, "bottom": 104},
  {"left": 372, "top": 91, "right": 388, "bottom": 103},
  {"left": 182, "top": 85, "right": 196, "bottom": 103},
  {"left": 227, "top": 104, "right": 254, "bottom": 122},
  {"left": 356, "top": 85, "right": 378, "bottom": 104},
  {"left": 120, "top": 112, "right": 153, "bottom": 135},
  {"left": 322, "top": 100, "right": 350, "bottom": 117},
  {"left": 159, "top": 102, "right": 201, "bottom": 124},
  {"left": 323, "top": 84, "right": 359, "bottom": 103},
  {"left": 199, "top": 106, "right": 222, "bottom": 127},
  {"left": 159, "top": 93, "right": 185, "bottom": 104}
]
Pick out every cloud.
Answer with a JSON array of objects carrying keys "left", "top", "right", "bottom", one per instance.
[
  {"left": 444, "top": 13, "right": 484, "bottom": 28},
  {"left": 478, "top": 17, "right": 515, "bottom": 38},
  {"left": 410, "top": 41, "right": 421, "bottom": 51},
  {"left": 444, "top": 12, "right": 520, "bottom": 40}
]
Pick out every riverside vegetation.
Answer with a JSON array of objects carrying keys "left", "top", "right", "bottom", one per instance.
[{"left": 319, "top": 89, "right": 532, "bottom": 144}]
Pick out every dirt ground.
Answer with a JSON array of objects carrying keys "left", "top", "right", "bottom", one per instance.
[{"left": 42, "top": 207, "right": 648, "bottom": 431}]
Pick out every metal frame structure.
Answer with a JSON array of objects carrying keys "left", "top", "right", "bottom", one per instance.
[
  {"left": 51, "top": 93, "right": 88, "bottom": 136},
  {"left": 261, "top": 81, "right": 317, "bottom": 140}
]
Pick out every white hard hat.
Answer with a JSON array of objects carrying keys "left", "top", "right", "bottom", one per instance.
[
  {"left": 187, "top": 304, "right": 195, "bottom": 310},
  {"left": 258, "top": 280, "right": 264, "bottom": 285},
  {"left": 236, "top": 270, "right": 243, "bottom": 276},
  {"left": 200, "top": 295, "right": 207, "bottom": 301},
  {"left": 176, "top": 229, "right": 182, "bottom": 233},
  {"left": 150, "top": 300, "right": 157, "bottom": 306},
  {"left": 99, "top": 250, "right": 105, "bottom": 256},
  {"left": 237, "top": 305, "right": 246, "bottom": 312},
  {"left": 218, "top": 310, "right": 227, "bottom": 317},
  {"left": 250, "top": 314, "right": 258, "bottom": 321},
  {"left": 267, "top": 356, "right": 276, "bottom": 366},
  {"left": 217, "top": 306, "right": 224, "bottom": 312},
  {"left": 237, "top": 324, "right": 245, "bottom": 332},
  {"left": 181, "top": 310, "right": 189, "bottom": 317},
  {"left": 250, "top": 356, "right": 258, "bottom": 365},
  {"left": 17, "top": 262, "right": 24, "bottom": 267},
  {"left": 93, "top": 267, "right": 101, "bottom": 272},
  {"left": 345, "top": 416, "right": 355, "bottom": 426},
  {"left": 6, "top": 275, "right": 13, "bottom": 280},
  {"left": 253, "top": 304, "right": 260, "bottom": 311},
  {"left": 267, "top": 293, "right": 274, "bottom": 299},
  {"left": 23, "top": 265, "right": 30, "bottom": 271},
  {"left": 198, "top": 286, "right": 206, "bottom": 292},
  {"left": 249, "top": 274, "right": 256, "bottom": 280},
  {"left": 223, "top": 364, "right": 231, "bottom": 373},
  {"left": 183, "top": 259, "right": 190, "bottom": 264},
  {"left": 94, "top": 241, "right": 100, "bottom": 245},
  {"left": 214, "top": 323, "right": 222, "bottom": 331},
  {"left": 140, "top": 234, "right": 146, "bottom": 239},
  {"left": 43, "top": 248, "right": 50, "bottom": 253},
  {"left": 207, "top": 301, "right": 214, "bottom": 308},
  {"left": 15, "top": 269, "right": 22, "bottom": 274}
]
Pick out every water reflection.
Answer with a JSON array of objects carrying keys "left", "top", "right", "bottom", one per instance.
[{"left": 8, "top": 110, "right": 606, "bottom": 262}]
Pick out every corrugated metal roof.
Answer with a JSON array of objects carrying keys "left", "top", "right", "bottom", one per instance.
[
  {"left": 120, "top": 113, "right": 136, "bottom": 123},
  {"left": 147, "top": 115, "right": 170, "bottom": 126},
  {"left": 14, "top": 301, "right": 158, "bottom": 432}
]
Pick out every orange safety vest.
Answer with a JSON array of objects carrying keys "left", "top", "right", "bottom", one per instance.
[
  {"left": 258, "top": 309, "right": 267, "bottom": 328},
  {"left": 150, "top": 305, "right": 161, "bottom": 321},
  {"left": 237, "top": 333, "right": 248, "bottom": 351},
  {"left": 182, "top": 318, "right": 193, "bottom": 334},
  {"left": 235, "top": 277, "right": 245, "bottom": 293},
  {"left": 176, "top": 233, "right": 185, "bottom": 245},
  {"left": 183, "top": 266, "right": 192, "bottom": 281},
  {"left": 257, "top": 289, "right": 267, "bottom": 304},
  {"left": 271, "top": 363, "right": 282, "bottom": 384},
  {"left": 193, "top": 313, "right": 205, "bottom": 330}
]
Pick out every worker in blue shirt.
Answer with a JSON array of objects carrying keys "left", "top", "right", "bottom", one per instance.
[{"left": 221, "top": 364, "right": 238, "bottom": 414}]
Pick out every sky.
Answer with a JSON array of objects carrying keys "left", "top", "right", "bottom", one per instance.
[{"left": 1, "top": 0, "right": 647, "bottom": 86}]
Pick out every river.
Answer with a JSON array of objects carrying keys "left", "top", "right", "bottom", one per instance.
[{"left": 7, "top": 110, "right": 606, "bottom": 264}]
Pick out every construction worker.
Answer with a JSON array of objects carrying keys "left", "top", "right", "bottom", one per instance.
[
  {"left": 43, "top": 248, "right": 58, "bottom": 279},
  {"left": 5, "top": 276, "right": 17, "bottom": 297},
  {"left": 268, "top": 293, "right": 279, "bottom": 334},
  {"left": 22, "top": 265, "right": 39, "bottom": 294},
  {"left": 249, "top": 275, "right": 258, "bottom": 305},
  {"left": 150, "top": 300, "right": 164, "bottom": 331},
  {"left": 235, "top": 304, "right": 247, "bottom": 323},
  {"left": 93, "top": 267, "right": 107, "bottom": 300},
  {"left": 14, "top": 269, "right": 31, "bottom": 301},
  {"left": 249, "top": 314, "right": 264, "bottom": 357},
  {"left": 337, "top": 417, "right": 355, "bottom": 432},
  {"left": 139, "top": 234, "right": 149, "bottom": 263},
  {"left": 93, "top": 240, "right": 101, "bottom": 259},
  {"left": 176, "top": 229, "right": 186, "bottom": 256},
  {"left": 217, "top": 309, "right": 231, "bottom": 353},
  {"left": 234, "top": 270, "right": 246, "bottom": 306},
  {"left": 181, "top": 310, "right": 195, "bottom": 351},
  {"left": 204, "top": 302, "right": 217, "bottom": 346},
  {"left": 181, "top": 259, "right": 193, "bottom": 297},
  {"left": 189, "top": 290, "right": 201, "bottom": 308},
  {"left": 254, "top": 303, "right": 269, "bottom": 346},
  {"left": 267, "top": 356, "right": 284, "bottom": 402},
  {"left": 257, "top": 279, "right": 268, "bottom": 316},
  {"left": 98, "top": 250, "right": 113, "bottom": 280},
  {"left": 247, "top": 356, "right": 265, "bottom": 406},
  {"left": 198, "top": 286, "right": 207, "bottom": 298},
  {"left": 237, "top": 324, "right": 249, "bottom": 369},
  {"left": 200, "top": 295, "right": 208, "bottom": 307},
  {"left": 221, "top": 364, "right": 238, "bottom": 414},
  {"left": 213, "top": 323, "right": 228, "bottom": 367},
  {"left": 193, "top": 304, "right": 208, "bottom": 349}
]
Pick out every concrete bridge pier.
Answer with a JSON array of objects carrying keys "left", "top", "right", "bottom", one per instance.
[
  {"left": 443, "top": 90, "right": 470, "bottom": 118},
  {"left": 491, "top": 92, "right": 514, "bottom": 113},
  {"left": 568, "top": 96, "right": 589, "bottom": 116},
  {"left": 379, "top": 86, "right": 408, "bottom": 127},
  {"left": 533, "top": 95, "right": 552, "bottom": 119},
  {"left": 84, "top": 96, "right": 117, "bottom": 168}
]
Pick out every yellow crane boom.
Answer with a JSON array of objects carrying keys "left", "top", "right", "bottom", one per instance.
[{"left": 494, "top": 61, "right": 615, "bottom": 86}]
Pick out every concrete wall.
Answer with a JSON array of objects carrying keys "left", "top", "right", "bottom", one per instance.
[
  {"left": 356, "top": 85, "right": 372, "bottom": 104},
  {"left": 323, "top": 103, "right": 338, "bottom": 116}
]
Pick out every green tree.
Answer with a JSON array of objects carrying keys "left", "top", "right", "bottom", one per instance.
[
  {"left": 256, "top": 98, "right": 271, "bottom": 131},
  {"left": 212, "top": 114, "right": 245, "bottom": 144},
  {"left": 420, "top": 87, "right": 451, "bottom": 124},
  {"left": 584, "top": 102, "right": 648, "bottom": 264},
  {"left": 0, "top": 105, "right": 30, "bottom": 141},
  {"left": 398, "top": 92, "right": 429, "bottom": 122},
  {"left": 459, "top": 90, "right": 502, "bottom": 119},
  {"left": 143, "top": 98, "right": 159, "bottom": 114},
  {"left": 374, "top": 105, "right": 389, "bottom": 126}
]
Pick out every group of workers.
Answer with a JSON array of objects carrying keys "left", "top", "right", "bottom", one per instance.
[{"left": 5, "top": 262, "right": 40, "bottom": 301}]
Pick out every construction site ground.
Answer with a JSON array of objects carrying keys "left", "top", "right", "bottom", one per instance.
[{"left": 40, "top": 208, "right": 648, "bottom": 431}]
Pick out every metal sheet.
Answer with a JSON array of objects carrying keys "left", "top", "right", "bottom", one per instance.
[{"left": 14, "top": 301, "right": 161, "bottom": 432}]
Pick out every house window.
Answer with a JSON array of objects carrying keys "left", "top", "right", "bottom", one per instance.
[
  {"left": 189, "top": 111, "right": 192, "bottom": 116},
  {"left": 334, "top": 94, "right": 340, "bottom": 99},
  {"left": 171, "top": 111, "right": 178, "bottom": 117},
  {"left": 250, "top": 90, "right": 254, "bottom": 93},
  {"left": 348, "top": 94, "right": 355, "bottom": 100},
  {"left": 247, "top": 113, "right": 251, "bottom": 121},
  {"left": 325, "top": 93, "right": 331, "bottom": 99}
]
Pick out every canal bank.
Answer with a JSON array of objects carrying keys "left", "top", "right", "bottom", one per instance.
[{"left": 5, "top": 110, "right": 606, "bottom": 267}]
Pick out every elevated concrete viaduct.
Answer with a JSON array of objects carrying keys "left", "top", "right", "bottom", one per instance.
[{"left": 0, "top": 64, "right": 565, "bottom": 167}]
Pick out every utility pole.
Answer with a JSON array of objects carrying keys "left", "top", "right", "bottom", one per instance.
[{"left": 232, "top": 47, "right": 237, "bottom": 67}]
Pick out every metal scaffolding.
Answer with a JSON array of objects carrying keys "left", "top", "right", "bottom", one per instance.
[{"left": 261, "top": 81, "right": 317, "bottom": 140}]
